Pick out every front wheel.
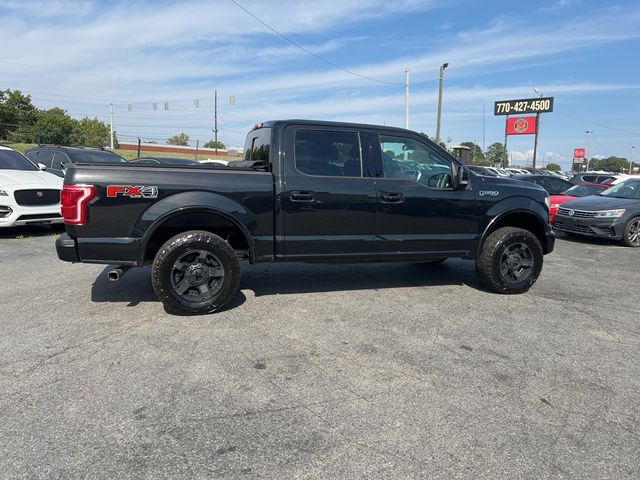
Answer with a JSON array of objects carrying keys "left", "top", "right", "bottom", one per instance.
[
  {"left": 622, "top": 217, "right": 640, "bottom": 247},
  {"left": 476, "top": 227, "right": 543, "bottom": 294},
  {"left": 152, "top": 230, "right": 241, "bottom": 315}
]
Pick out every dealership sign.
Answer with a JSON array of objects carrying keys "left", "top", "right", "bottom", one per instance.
[
  {"left": 506, "top": 116, "right": 537, "bottom": 135},
  {"left": 494, "top": 97, "right": 554, "bottom": 116},
  {"left": 573, "top": 148, "right": 585, "bottom": 158}
]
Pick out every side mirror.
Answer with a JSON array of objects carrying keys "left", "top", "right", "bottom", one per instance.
[
  {"left": 451, "top": 164, "right": 467, "bottom": 189},
  {"left": 37, "top": 163, "right": 47, "bottom": 171}
]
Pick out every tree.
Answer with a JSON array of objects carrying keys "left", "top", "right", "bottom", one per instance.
[
  {"left": 485, "top": 142, "right": 506, "bottom": 166},
  {"left": 167, "top": 132, "right": 189, "bottom": 146},
  {"left": 460, "top": 141, "right": 486, "bottom": 165},
  {"left": 34, "top": 107, "right": 77, "bottom": 145},
  {"left": 0, "top": 89, "right": 38, "bottom": 140},
  {"left": 546, "top": 162, "right": 561, "bottom": 171},
  {"left": 71, "top": 117, "right": 114, "bottom": 147},
  {"left": 204, "top": 139, "right": 225, "bottom": 149}
]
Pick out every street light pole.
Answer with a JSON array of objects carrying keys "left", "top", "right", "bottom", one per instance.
[
  {"left": 585, "top": 130, "right": 593, "bottom": 171},
  {"left": 435, "top": 62, "right": 448, "bottom": 144},
  {"left": 630, "top": 145, "right": 636, "bottom": 174},
  {"left": 109, "top": 103, "right": 114, "bottom": 150}
]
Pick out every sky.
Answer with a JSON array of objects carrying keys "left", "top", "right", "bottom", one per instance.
[{"left": 1, "top": 0, "right": 639, "bottom": 168}]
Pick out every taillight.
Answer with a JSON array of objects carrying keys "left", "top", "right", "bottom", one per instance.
[{"left": 60, "top": 184, "right": 96, "bottom": 225}]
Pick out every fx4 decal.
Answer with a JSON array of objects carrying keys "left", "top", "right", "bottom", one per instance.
[{"left": 106, "top": 185, "right": 159, "bottom": 199}]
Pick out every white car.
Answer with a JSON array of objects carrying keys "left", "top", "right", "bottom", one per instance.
[{"left": 0, "top": 146, "right": 64, "bottom": 228}]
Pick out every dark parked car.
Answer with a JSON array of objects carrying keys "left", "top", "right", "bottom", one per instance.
[
  {"left": 56, "top": 119, "right": 554, "bottom": 314},
  {"left": 513, "top": 174, "right": 573, "bottom": 195},
  {"left": 130, "top": 156, "right": 201, "bottom": 166},
  {"left": 569, "top": 173, "right": 617, "bottom": 185},
  {"left": 554, "top": 178, "right": 640, "bottom": 246},
  {"left": 25, "top": 146, "right": 126, "bottom": 178}
]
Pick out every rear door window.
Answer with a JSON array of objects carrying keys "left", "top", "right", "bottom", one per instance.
[{"left": 294, "top": 129, "right": 362, "bottom": 177}]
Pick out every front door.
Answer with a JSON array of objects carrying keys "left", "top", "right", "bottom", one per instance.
[
  {"left": 370, "top": 133, "right": 476, "bottom": 257},
  {"left": 282, "top": 125, "right": 377, "bottom": 260}
]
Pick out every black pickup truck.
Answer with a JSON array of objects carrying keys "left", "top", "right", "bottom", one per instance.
[{"left": 56, "top": 120, "right": 554, "bottom": 314}]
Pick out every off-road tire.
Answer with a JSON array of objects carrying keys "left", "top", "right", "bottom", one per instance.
[
  {"left": 621, "top": 217, "right": 640, "bottom": 247},
  {"left": 476, "top": 227, "right": 543, "bottom": 294},
  {"left": 152, "top": 230, "right": 240, "bottom": 315}
]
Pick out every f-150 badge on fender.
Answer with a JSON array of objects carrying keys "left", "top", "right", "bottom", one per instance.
[
  {"left": 106, "top": 185, "right": 158, "bottom": 199},
  {"left": 479, "top": 190, "right": 500, "bottom": 197}
]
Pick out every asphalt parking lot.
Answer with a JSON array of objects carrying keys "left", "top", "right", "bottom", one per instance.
[{"left": 0, "top": 226, "right": 638, "bottom": 479}]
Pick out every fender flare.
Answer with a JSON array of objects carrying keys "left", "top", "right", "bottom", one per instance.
[
  {"left": 476, "top": 197, "right": 550, "bottom": 256},
  {"left": 135, "top": 191, "right": 256, "bottom": 265}
]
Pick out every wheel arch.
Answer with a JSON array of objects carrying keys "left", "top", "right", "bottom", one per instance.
[
  {"left": 138, "top": 206, "right": 255, "bottom": 265},
  {"left": 478, "top": 204, "right": 550, "bottom": 256}
]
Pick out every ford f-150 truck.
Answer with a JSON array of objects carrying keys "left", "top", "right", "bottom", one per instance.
[{"left": 56, "top": 120, "right": 555, "bottom": 314}]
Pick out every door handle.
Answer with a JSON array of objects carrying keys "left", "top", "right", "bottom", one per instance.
[
  {"left": 380, "top": 192, "right": 404, "bottom": 203},
  {"left": 290, "top": 191, "right": 314, "bottom": 202}
]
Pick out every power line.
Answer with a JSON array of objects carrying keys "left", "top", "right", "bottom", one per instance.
[{"left": 229, "top": 0, "right": 402, "bottom": 87}]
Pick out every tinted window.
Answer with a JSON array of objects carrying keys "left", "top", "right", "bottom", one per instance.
[
  {"left": 546, "top": 177, "right": 571, "bottom": 194},
  {"left": 295, "top": 129, "right": 362, "bottom": 177},
  {"left": 525, "top": 177, "right": 546, "bottom": 187},
  {"left": 244, "top": 127, "right": 271, "bottom": 162},
  {"left": 380, "top": 135, "right": 452, "bottom": 188},
  {"left": 69, "top": 150, "right": 125, "bottom": 163},
  {"left": 52, "top": 152, "right": 70, "bottom": 170},
  {"left": 0, "top": 149, "right": 39, "bottom": 170},
  {"left": 35, "top": 150, "right": 54, "bottom": 168}
]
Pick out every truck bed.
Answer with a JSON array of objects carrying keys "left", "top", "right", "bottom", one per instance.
[{"left": 62, "top": 163, "right": 275, "bottom": 265}]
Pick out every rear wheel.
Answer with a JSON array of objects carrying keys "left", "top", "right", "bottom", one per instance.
[
  {"left": 152, "top": 230, "right": 240, "bottom": 315},
  {"left": 622, "top": 217, "right": 640, "bottom": 247},
  {"left": 476, "top": 227, "right": 543, "bottom": 294}
]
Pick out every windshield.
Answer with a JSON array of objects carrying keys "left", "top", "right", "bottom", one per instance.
[
  {"left": 564, "top": 184, "right": 606, "bottom": 197},
  {"left": 0, "top": 149, "right": 39, "bottom": 171},
  {"left": 599, "top": 180, "right": 640, "bottom": 199},
  {"left": 69, "top": 150, "right": 126, "bottom": 163}
]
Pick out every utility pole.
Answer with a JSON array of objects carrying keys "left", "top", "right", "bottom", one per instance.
[
  {"left": 630, "top": 145, "right": 636, "bottom": 174},
  {"left": 482, "top": 103, "right": 486, "bottom": 153},
  {"left": 404, "top": 69, "right": 410, "bottom": 129},
  {"left": 109, "top": 103, "right": 114, "bottom": 150},
  {"left": 213, "top": 90, "right": 219, "bottom": 155},
  {"left": 531, "top": 89, "right": 543, "bottom": 170},
  {"left": 585, "top": 130, "right": 593, "bottom": 171},
  {"left": 435, "top": 62, "right": 448, "bottom": 144}
]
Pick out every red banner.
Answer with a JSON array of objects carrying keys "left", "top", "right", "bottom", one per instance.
[
  {"left": 506, "top": 116, "right": 537, "bottom": 135},
  {"left": 573, "top": 148, "right": 585, "bottom": 158}
]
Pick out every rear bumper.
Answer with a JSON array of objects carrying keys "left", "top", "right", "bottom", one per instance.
[
  {"left": 56, "top": 233, "right": 140, "bottom": 265},
  {"left": 56, "top": 233, "right": 80, "bottom": 262}
]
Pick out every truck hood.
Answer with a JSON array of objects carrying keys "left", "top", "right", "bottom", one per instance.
[
  {"left": 479, "top": 175, "right": 547, "bottom": 193},
  {"left": 0, "top": 170, "right": 63, "bottom": 189},
  {"left": 561, "top": 195, "right": 640, "bottom": 210}
]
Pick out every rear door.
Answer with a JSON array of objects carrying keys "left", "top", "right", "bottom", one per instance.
[
  {"left": 368, "top": 132, "right": 476, "bottom": 256},
  {"left": 282, "top": 125, "right": 376, "bottom": 260}
]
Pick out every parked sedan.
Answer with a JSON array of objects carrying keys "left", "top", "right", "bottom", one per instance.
[
  {"left": 130, "top": 156, "right": 201, "bottom": 166},
  {"left": 25, "top": 146, "right": 126, "bottom": 178},
  {"left": 549, "top": 183, "right": 610, "bottom": 222},
  {"left": 512, "top": 174, "right": 574, "bottom": 195},
  {"left": 0, "top": 146, "right": 63, "bottom": 227},
  {"left": 554, "top": 178, "right": 640, "bottom": 246}
]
